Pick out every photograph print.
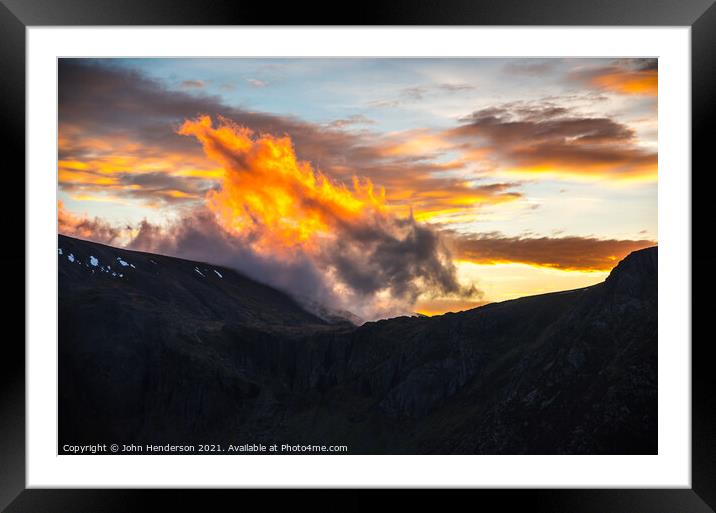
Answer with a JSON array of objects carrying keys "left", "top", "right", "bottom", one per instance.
[{"left": 57, "top": 57, "right": 658, "bottom": 455}]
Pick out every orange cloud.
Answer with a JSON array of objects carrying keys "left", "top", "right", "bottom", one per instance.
[
  {"left": 379, "top": 130, "right": 453, "bottom": 158},
  {"left": 452, "top": 233, "right": 656, "bottom": 272},
  {"left": 58, "top": 168, "right": 120, "bottom": 186},
  {"left": 571, "top": 59, "right": 658, "bottom": 97},
  {"left": 178, "top": 115, "right": 387, "bottom": 254},
  {"left": 592, "top": 70, "right": 657, "bottom": 96},
  {"left": 408, "top": 183, "right": 522, "bottom": 223},
  {"left": 160, "top": 190, "right": 200, "bottom": 199},
  {"left": 172, "top": 116, "right": 478, "bottom": 319},
  {"left": 57, "top": 132, "right": 216, "bottom": 206}
]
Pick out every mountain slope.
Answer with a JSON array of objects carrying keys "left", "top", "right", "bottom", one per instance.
[
  {"left": 58, "top": 234, "right": 330, "bottom": 330},
  {"left": 58, "top": 235, "right": 657, "bottom": 454}
]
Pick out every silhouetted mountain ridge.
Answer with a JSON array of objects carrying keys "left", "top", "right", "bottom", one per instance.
[{"left": 58, "top": 234, "right": 657, "bottom": 454}]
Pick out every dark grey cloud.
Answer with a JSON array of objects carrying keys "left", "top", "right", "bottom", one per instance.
[
  {"left": 58, "top": 169, "right": 209, "bottom": 206},
  {"left": 456, "top": 104, "right": 633, "bottom": 143},
  {"left": 59, "top": 59, "right": 431, "bottom": 186},
  {"left": 447, "top": 102, "right": 656, "bottom": 178},
  {"left": 323, "top": 215, "right": 477, "bottom": 304},
  {"left": 59, "top": 60, "right": 371, "bottom": 166},
  {"left": 125, "top": 206, "right": 478, "bottom": 319}
]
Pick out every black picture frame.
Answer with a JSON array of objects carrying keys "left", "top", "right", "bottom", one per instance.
[{"left": 1, "top": 0, "right": 713, "bottom": 511}]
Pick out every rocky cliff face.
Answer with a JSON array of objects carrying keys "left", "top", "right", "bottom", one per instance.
[{"left": 58, "top": 234, "right": 657, "bottom": 454}]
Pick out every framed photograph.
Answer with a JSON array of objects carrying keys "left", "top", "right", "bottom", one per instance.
[{"left": 2, "top": 0, "right": 713, "bottom": 510}]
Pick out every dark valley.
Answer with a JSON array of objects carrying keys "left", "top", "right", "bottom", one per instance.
[{"left": 58, "top": 234, "right": 657, "bottom": 454}]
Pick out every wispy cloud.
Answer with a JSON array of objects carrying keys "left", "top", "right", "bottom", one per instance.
[
  {"left": 502, "top": 60, "right": 556, "bottom": 76},
  {"left": 180, "top": 79, "right": 205, "bottom": 89},
  {"left": 368, "top": 82, "right": 475, "bottom": 108},
  {"left": 326, "top": 114, "right": 375, "bottom": 129},
  {"left": 246, "top": 78, "right": 268, "bottom": 88}
]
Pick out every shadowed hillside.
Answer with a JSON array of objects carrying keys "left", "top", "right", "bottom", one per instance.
[{"left": 58, "top": 234, "right": 657, "bottom": 454}]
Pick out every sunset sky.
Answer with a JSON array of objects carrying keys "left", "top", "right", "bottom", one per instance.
[{"left": 58, "top": 58, "right": 657, "bottom": 319}]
